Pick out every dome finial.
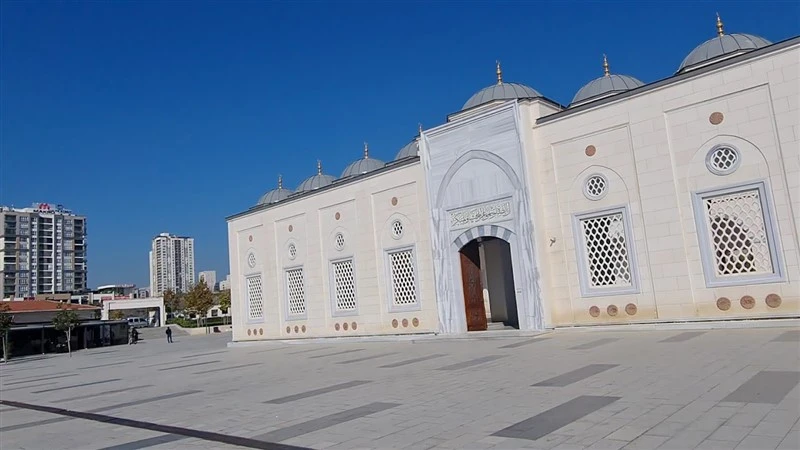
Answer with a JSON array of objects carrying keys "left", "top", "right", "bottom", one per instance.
[
  {"left": 716, "top": 12, "right": 724, "bottom": 36},
  {"left": 363, "top": 142, "right": 369, "bottom": 159},
  {"left": 278, "top": 174, "right": 283, "bottom": 189},
  {"left": 418, "top": 123, "right": 423, "bottom": 135},
  {"left": 496, "top": 60, "right": 503, "bottom": 85},
  {"left": 317, "top": 160, "right": 322, "bottom": 175},
  {"left": 603, "top": 54, "right": 610, "bottom": 77}
]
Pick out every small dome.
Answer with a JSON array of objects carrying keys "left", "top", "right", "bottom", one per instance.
[
  {"left": 297, "top": 161, "right": 336, "bottom": 192},
  {"left": 395, "top": 137, "right": 419, "bottom": 160},
  {"left": 462, "top": 62, "right": 541, "bottom": 110},
  {"left": 258, "top": 176, "right": 293, "bottom": 205},
  {"left": 678, "top": 15, "right": 771, "bottom": 72},
  {"left": 341, "top": 143, "right": 385, "bottom": 177},
  {"left": 571, "top": 56, "right": 643, "bottom": 106}
]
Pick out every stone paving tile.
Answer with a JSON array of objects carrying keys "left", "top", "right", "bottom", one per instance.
[{"left": 0, "top": 327, "right": 799, "bottom": 449}]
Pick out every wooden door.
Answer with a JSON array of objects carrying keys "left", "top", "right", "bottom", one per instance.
[{"left": 460, "top": 245, "right": 487, "bottom": 331}]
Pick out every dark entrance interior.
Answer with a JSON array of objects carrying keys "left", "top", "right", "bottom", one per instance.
[{"left": 458, "top": 237, "right": 519, "bottom": 331}]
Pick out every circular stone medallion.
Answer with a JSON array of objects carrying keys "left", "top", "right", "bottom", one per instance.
[
  {"left": 607, "top": 305, "right": 618, "bottom": 316},
  {"left": 391, "top": 319, "right": 399, "bottom": 328},
  {"left": 625, "top": 303, "right": 637, "bottom": 315},
  {"left": 765, "top": 294, "right": 782, "bottom": 308},
  {"left": 585, "top": 145, "right": 597, "bottom": 157},
  {"left": 740, "top": 295, "right": 756, "bottom": 309},
  {"left": 589, "top": 306, "right": 600, "bottom": 317},
  {"left": 717, "top": 297, "right": 731, "bottom": 311},
  {"left": 709, "top": 112, "right": 724, "bottom": 125}
]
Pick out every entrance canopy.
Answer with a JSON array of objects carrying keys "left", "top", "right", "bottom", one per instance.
[{"left": 101, "top": 297, "right": 166, "bottom": 326}]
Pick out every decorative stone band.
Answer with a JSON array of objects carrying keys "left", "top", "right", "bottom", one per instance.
[{"left": 449, "top": 198, "right": 513, "bottom": 229}]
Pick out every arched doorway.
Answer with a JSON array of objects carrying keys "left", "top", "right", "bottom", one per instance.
[{"left": 458, "top": 237, "right": 519, "bottom": 331}]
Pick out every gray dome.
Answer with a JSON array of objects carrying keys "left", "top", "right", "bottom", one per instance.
[
  {"left": 297, "top": 161, "right": 336, "bottom": 192},
  {"left": 341, "top": 143, "right": 385, "bottom": 177},
  {"left": 679, "top": 33, "right": 771, "bottom": 72},
  {"left": 258, "top": 187, "right": 292, "bottom": 204},
  {"left": 258, "top": 176, "right": 293, "bottom": 205},
  {"left": 462, "top": 82, "right": 541, "bottom": 110},
  {"left": 571, "top": 74, "right": 644, "bottom": 106},
  {"left": 395, "top": 138, "right": 419, "bottom": 160}
]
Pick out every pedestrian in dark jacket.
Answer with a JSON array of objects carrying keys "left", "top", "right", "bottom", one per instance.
[{"left": 166, "top": 326, "right": 173, "bottom": 343}]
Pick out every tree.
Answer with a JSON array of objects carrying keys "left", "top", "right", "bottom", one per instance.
[
  {"left": 163, "top": 289, "right": 183, "bottom": 314},
  {"left": 110, "top": 310, "right": 126, "bottom": 320},
  {"left": 217, "top": 289, "right": 231, "bottom": 325},
  {"left": 0, "top": 303, "right": 13, "bottom": 363},
  {"left": 184, "top": 282, "right": 214, "bottom": 327},
  {"left": 53, "top": 303, "right": 80, "bottom": 357}
]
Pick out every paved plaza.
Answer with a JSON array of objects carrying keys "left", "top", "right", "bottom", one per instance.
[{"left": 1, "top": 324, "right": 799, "bottom": 450}]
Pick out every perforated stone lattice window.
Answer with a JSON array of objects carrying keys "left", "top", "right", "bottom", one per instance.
[
  {"left": 334, "top": 232, "right": 345, "bottom": 251},
  {"left": 288, "top": 243, "right": 297, "bottom": 260},
  {"left": 391, "top": 220, "right": 404, "bottom": 239},
  {"left": 286, "top": 268, "right": 306, "bottom": 315},
  {"left": 332, "top": 259, "right": 357, "bottom": 311},
  {"left": 584, "top": 175, "right": 608, "bottom": 200},
  {"left": 706, "top": 146, "right": 740, "bottom": 175},
  {"left": 246, "top": 274, "right": 264, "bottom": 320},
  {"left": 702, "top": 188, "right": 773, "bottom": 277},
  {"left": 247, "top": 252, "right": 257, "bottom": 268},
  {"left": 580, "top": 212, "right": 633, "bottom": 288},
  {"left": 389, "top": 249, "right": 417, "bottom": 306}
]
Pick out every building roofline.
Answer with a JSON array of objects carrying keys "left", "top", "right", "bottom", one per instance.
[
  {"left": 537, "top": 35, "right": 800, "bottom": 125},
  {"left": 226, "top": 156, "right": 421, "bottom": 222}
]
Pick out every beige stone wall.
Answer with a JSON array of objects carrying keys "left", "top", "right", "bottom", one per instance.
[
  {"left": 228, "top": 162, "right": 437, "bottom": 342},
  {"left": 529, "top": 42, "right": 800, "bottom": 326}
]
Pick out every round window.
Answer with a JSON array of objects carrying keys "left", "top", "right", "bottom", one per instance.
[
  {"left": 706, "top": 145, "right": 740, "bottom": 175},
  {"left": 583, "top": 174, "right": 608, "bottom": 200},
  {"left": 391, "top": 220, "right": 404, "bottom": 240},
  {"left": 334, "top": 233, "right": 345, "bottom": 251}
]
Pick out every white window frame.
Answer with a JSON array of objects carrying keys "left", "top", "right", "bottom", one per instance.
[
  {"left": 329, "top": 257, "right": 358, "bottom": 317},
  {"left": 284, "top": 265, "right": 307, "bottom": 321},
  {"left": 385, "top": 245, "right": 422, "bottom": 313},
  {"left": 243, "top": 272, "right": 265, "bottom": 324},
  {"left": 692, "top": 180, "right": 785, "bottom": 288},
  {"left": 572, "top": 205, "right": 640, "bottom": 298}
]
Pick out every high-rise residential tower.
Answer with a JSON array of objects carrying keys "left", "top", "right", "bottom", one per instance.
[
  {"left": 149, "top": 233, "right": 195, "bottom": 296},
  {"left": 1, "top": 203, "right": 87, "bottom": 299}
]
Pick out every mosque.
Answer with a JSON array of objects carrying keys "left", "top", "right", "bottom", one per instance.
[{"left": 227, "top": 16, "right": 799, "bottom": 341}]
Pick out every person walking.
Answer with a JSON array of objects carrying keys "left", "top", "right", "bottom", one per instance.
[{"left": 165, "top": 326, "right": 173, "bottom": 343}]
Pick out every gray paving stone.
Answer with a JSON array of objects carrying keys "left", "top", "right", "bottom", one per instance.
[
  {"left": 708, "top": 425, "right": 752, "bottom": 442},
  {"left": 263, "top": 380, "right": 371, "bottom": 404},
  {"left": 723, "top": 371, "right": 800, "bottom": 404},
  {"left": 533, "top": 364, "right": 619, "bottom": 387},
  {"left": 659, "top": 332, "right": 706, "bottom": 343},
  {"left": 436, "top": 355, "right": 505, "bottom": 371},
  {"left": 735, "top": 434, "right": 783, "bottom": 450},
  {"left": 620, "top": 435, "right": 668, "bottom": 449},
  {"left": 494, "top": 396, "right": 620, "bottom": 441},
  {"left": 569, "top": 338, "right": 619, "bottom": 350}
]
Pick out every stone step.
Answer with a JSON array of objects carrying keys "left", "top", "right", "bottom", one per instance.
[{"left": 487, "top": 322, "right": 516, "bottom": 331}]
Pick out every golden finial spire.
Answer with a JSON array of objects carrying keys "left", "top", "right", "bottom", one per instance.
[
  {"left": 278, "top": 174, "right": 283, "bottom": 189},
  {"left": 716, "top": 12, "right": 724, "bottom": 36},
  {"left": 603, "top": 54, "right": 610, "bottom": 77},
  {"left": 363, "top": 142, "right": 369, "bottom": 159},
  {"left": 317, "top": 160, "right": 322, "bottom": 175},
  {"left": 496, "top": 60, "right": 503, "bottom": 85}
]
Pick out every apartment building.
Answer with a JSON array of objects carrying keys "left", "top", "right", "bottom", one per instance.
[
  {"left": 1, "top": 203, "right": 87, "bottom": 299},
  {"left": 149, "top": 233, "right": 195, "bottom": 295}
]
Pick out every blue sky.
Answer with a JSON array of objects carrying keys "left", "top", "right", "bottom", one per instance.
[{"left": 2, "top": 2, "right": 797, "bottom": 289}]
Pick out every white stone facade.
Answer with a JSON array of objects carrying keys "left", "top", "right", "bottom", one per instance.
[{"left": 227, "top": 36, "right": 799, "bottom": 341}]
